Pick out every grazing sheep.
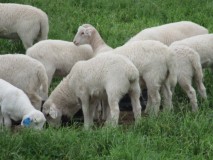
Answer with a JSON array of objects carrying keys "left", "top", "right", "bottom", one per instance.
[
  {"left": 0, "top": 54, "right": 48, "bottom": 110},
  {"left": 73, "top": 24, "right": 176, "bottom": 116},
  {"left": 43, "top": 53, "right": 142, "bottom": 129},
  {"left": 26, "top": 40, "right": 94, "bottom": 86},
  {"left": 0, "top": 79, "right": 46, "bottom": 130},
  {"left": 169, "top": 45, "right": 207, "bottom": 111},
  {"left": 170, "top": 34, "right": 213, "bottom": 70},
  {"left": 126, "top": 21, "right": 208, "bottom": 46},
  {"left": 0, "top": 3, "right": 49, "bottom": 49}
]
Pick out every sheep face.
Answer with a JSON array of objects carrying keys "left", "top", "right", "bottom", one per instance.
[
  {"left": 21, "top": 110, "right": 46, "bottom": 130},
  {"left": 42, "top": 102, "right": 62, "bottom": 128},
  {"left": 73, "top": 26, "right": 93, "bottom": 46}
]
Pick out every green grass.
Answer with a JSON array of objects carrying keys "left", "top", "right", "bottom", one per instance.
[{"left": 1, "top": 0, "right": 213, "bottom": 159}]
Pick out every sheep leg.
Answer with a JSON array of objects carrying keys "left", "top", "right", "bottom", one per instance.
[
  {"left": 45, "top": 64, "right": 56, "bottom": 87},
  {"left": 144, "top": 83, "right": 161, "bottom": 116},
  {"left": 106, "top": 95, "right": 120, "bottom": 127},
  {"left": 81, "top": 96, "right": 93, "bottom": 129},
  {"left": 178, "top": 77, "right": 198, "bottom": 112},
  {"left": 18, "top": 32, "right": 34, "bottom": 49},
  {"left": 161, "top": 83, "right": 173, "bottom": 112},
  {"left": 0, "top": 111, "right": 3, "bottom": 125},
  {"left": 194, "top": 73, "right": 207, "bottom": 99},
  {"left": 129, "top": 80, "right": 141, "bottom": 122},
  {"left": 3, "top": 114, "right": 12, "bottom": 128},
  {"left": 18, "top": 24, "right": 40, "bottom": 49}
]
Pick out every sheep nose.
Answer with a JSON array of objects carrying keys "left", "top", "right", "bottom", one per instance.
[{"left": 73, "top": 41, "right": 79, "bottom": 46}]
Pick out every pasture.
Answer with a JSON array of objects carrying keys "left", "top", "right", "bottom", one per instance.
[{"left": 0, "top": 0, "right": 213, "bottom": 159}]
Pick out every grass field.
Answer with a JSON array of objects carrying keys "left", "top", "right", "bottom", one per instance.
[{"left": 1, "top": 0, "right": 213, "bottom": 159}]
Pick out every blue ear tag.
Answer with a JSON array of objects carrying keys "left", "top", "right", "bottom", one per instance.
[{"left": 23, "top": 117, "right": 31, "bottom": 127}]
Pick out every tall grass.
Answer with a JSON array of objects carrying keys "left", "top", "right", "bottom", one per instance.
[{"left": 0, "top": 0, "right": 213, "bottom": 159}]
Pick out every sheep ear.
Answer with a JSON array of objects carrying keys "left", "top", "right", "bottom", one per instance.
[
  {"left": 84, "top": 28, "right": 93, "bottom": 36},
  {"left": 49, "top": 105, "right": 58, "bottom": 119}
]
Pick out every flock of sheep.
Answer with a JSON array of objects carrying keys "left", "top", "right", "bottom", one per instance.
[{"left": 0, "top": 3, "right": 212, "bottom": 130}]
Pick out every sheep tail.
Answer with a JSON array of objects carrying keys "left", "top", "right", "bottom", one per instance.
[
  {"left": 189, "top": 48, "right": 204, "bottom": 83},
  {"left": 37, "top": 12, "right": 49, "bottom": 41},
  {"left": 166, "top": 50, "right": 177, "bottom": 89},
  {"left": 37, "top": 65, "right": 49, "bottom": 99}
]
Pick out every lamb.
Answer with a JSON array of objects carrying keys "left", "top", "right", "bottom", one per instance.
[
  {"left": 0, "top": 79, "right": 46, "bottom": 130},
  {"left": 26, "top": 40, "right": 94, "bottom": 86},
  {"left": 0, "top": 3, "right": 49, "bottom": 49},
  {"left": 170, "top": 34, "right": 213, "bottom": 70},
  {"left": 43, "top": 53, "right": 142, "bottom": 129},
  {"left": 126, "top": 21, "right": 208, "bottom": 46},
  {"left": 169, "top": 45, "right": 207, "bottom": 111},
  {"left": 0, "top": 54, "right": 48, "bottom": 110},
  {"left": 73, "top": 24, "right": 177, "bottom": 116}
]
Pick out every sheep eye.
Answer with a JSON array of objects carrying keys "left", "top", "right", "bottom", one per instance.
[{"left": 81, "top": 32, "right": 84, "bottom": 35}]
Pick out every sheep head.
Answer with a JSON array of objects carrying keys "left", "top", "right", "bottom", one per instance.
[
  {"left": 21, "top": 110, "right": 46, "bottom": 130},
  {"left": 42, "top": 100, "right": 62, "bottom": 128},
  {"left": 73, "top": 24, "right": 95, "bottom": 46}
]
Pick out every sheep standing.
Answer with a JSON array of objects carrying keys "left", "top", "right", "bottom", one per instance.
[
  {"left": 0, "top": 3, "right": 49, "bottom": 49},
  {"left": 126, "top": 21, "right": 208, "bottom": 46},
  {"left": 43, "top": 53, "right": 142, "bottom": 129},
  {"left": 73, "top": 24, "right": 177, "bottom": 116},
  {"left": 170, "top": 34, "right": 213, "bottom": 70},
  {"left": 169, "top": 45, "right": 207, "bottom": 111},
  {"left": 0, "top": 54, "right": 48, "bottom": 110},
  {"left": 0, "top": 79, "right": 46, "bottom": 130},
  {"left": 26, "top": 40, "right": 94, "bottom": 86}
]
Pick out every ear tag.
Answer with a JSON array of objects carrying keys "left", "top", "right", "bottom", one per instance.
[{"left": 23, "top": 117, "right": 31, "bottom": 127}]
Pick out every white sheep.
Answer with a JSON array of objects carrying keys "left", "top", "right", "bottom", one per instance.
[
  {"left": 73, "top": 24, "right": 177, "bottom": 116},
  {"left": 0, "top": 3, "right": 49, "bottom": 49},
  {"left": 126, "top": 21, "right": 208, "bottom": 46},
  {"left": 26, "top": 40, "right": 94, "bottom": 86},
  {"left": 0, "top": 79, "right": 46, "bottom": 130},
  {"left": 169, "top": 45, "right": 207, "bottom": 111},
  {"left": 0, "top": 54, "right": 48, "bottom": 110},
  {"left": 43, "top": 53, "right": 142, "bottom": 129},
  {"left": 170, "top": 34, "right": 213, "bottom": 69}
]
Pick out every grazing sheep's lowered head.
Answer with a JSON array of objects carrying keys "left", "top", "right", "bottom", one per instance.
[
  {"left": 73, "top": 24, "right": 96, "bottom": 46},
  {"left": 42, "top": 100, "right": 62, "bottom": 128},
  {"left": 21, "top": 110, "right": 46, "bottom": 130}
]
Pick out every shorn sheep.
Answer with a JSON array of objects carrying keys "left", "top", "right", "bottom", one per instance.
[
  {"left": 0, "top": 3, "right": 49, "bottom": 49},
  {"left": 43, "top": 53, "right": 142, "bottom": 129},
  {"left": 169, "top": 45, "right": 207, "bottom": 111},
  {"left": 126, "top": 21, "right": 208, "bottom": 46},
  {"left": 170, "top": 34, "right": 213, "bottom": 70},
  {"left": 26, "top": 40, "right": 94, "bottom": 86},
  {"left": 0, "top": 79, "right": 46, "bottom": 130},
  {"left": 0, "top": 54, "right": 48, "bottom": 110},
  {"left": 73, "top": 24, "right": 176, "bottom": 116}
]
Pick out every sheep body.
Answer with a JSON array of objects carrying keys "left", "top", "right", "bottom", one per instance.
[
  {"left": 26, "top": 40, "right": 94, "bottom": 86},
  {"left": 127, "top": 21, "right": 208, "bottom": 46},
  {"left": 0, "top": 79, "right": 46, "bottom": 130},
  {"left": 0, "top": 3, "right": 49, "bottom": 49},
  {"left": 43, "top": 53, "right": 142, "bottom": 128},
  {"left": 169, "top": 45, "right": 207, "bottom": 111},
  {"left": 170, "top": 34, "right": 213, "bottom": 69},
  {"left": 0, "top": 54, "right": 48, "bottom": 110},
  {"left": 73, "top": 24, "right": 177, "bottom": 115}
]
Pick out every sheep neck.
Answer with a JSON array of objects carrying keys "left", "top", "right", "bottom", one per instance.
[
  {"left": 90, "top": 31, "right": 107, "bottom": 54},
  {"left": 52, "top": 78, "right": 77, "bottom": 110}
]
